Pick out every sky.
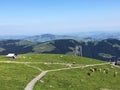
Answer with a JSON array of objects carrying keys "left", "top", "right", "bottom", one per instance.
[{"left": 0, "top": 0, "right": 120, "bottom": 35}]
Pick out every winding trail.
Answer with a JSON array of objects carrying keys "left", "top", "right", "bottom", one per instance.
[
  {"left": 24, "top": 71, "right": 48, "bottom": 90},
  {"left": 0, "top": 61, "right": 111, "bottom": 90},
  {"left": 1, "top": 59, "right": 120, "bottom": 90},
  {"left": 24, "top": 63, "right": 109, "bottom": 90}
]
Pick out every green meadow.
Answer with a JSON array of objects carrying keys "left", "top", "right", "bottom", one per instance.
[
  {"left": 34, "top": 64, "right": 120, "bottom": 90},
  {"left": 0, "top": 63, "right": 40, "bottom": 90},
  {"left": 0, "top": 54, "right": 119, "bottom": 90}
]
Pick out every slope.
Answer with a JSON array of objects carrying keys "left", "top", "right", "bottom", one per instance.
[{"left": 0, "top": 54, "right": 105, "bottom": 90}]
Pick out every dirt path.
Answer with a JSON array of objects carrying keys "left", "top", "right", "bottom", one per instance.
[
  {"left": 24, "top": 63, "right": 109, "bottom": 90},
  {"left": 47, "top": 63, "right": 109, "bottom": 72},
  {"left": 0, "top": 61, "right": 43, "bottom": 64},
  {"left": 0, "top": 61, "right": 67, "bottom": 65},
  {"left": 110, "top": 62, "right": 120, "bottom": 68},
  {"left": 24, "top": 71, "right": 48, "bottom": 90}
]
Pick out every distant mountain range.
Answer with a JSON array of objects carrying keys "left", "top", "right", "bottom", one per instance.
[
  {"left": 0, "top": 31, "right": 120, "bottom": 42},
  {"left": 25, "top": 34, "right": 78, "bottom": 42},
  {"left": 0, "top": 38, "right": 120, "bottom": 61},
  {"left": 0, "top": 36, "right": 27, "bottom": 40},
  {"left": 24, "top": 31, "right": 120, "bottom": 42},
  {"left": 72, "top": 31, "right": 120, "bottom": 40}
]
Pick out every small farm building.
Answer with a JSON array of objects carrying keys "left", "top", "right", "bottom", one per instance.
[{"left": 6, "top": 53, "right": 17, "bottom": 59}]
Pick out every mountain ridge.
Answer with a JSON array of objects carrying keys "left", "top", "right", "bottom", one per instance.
[
  {"left": 0, "top": 38, "right": 120, "bottom": 61},
  {"left": 1, "top": 31, "right": 120, "bottom": 42}
]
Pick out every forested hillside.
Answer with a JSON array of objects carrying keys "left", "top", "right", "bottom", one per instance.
[{"left": 0, "top": 39, "right": 120, "bottom": 61}]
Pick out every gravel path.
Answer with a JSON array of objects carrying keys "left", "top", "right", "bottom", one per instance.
[
  {"left": 24, "top": 71, "right": 48, "bottom": 90},
  {"left": 24, "top": 63, "right": 109, "bottom": 90}
]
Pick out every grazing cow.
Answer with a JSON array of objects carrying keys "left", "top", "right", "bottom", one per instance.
[
  {"left": 103, "top": 70, "right": 106, "bottom": 74},
  {"left": 87, "top": 72, "right": 91, "bottom": 76},
  {"left": 98, "top": 68, "right": 102, "bottom": 72},
  {"left": 114, "top": 71, "right": 118, "bottom": 77},
  {"left": 66, "top": 64, "right": 72, "bottom": 68},
  {"left": 90, "top": 68, "right": 95, "bottom": 72},
  {"left": 103, "top": 68, "right": 109, "bottom": 74},
  {"left": 93, "top": 68, "right": 97, "bottom": 72},
  {"left": 105, "top": 70, "right": 108, "bottom": 74}
]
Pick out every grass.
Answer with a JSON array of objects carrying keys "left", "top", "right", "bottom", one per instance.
[
  {"left": 0, "top": 54, "right": 118, "bottom": 90},
  {"left": 29, "top": 63, "right": 67, "bottom": 70},
  {"left": 0, "top": 63, "right": 40, "bottom": 90},
  {"left": 34, "top": 64, "right": 120, "bottom": 90},
  {"left": 0, "top": 54, "right": 104, "bottom": 64}
]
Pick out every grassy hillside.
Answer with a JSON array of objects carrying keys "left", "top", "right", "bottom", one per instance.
[
  {"left": 0, "top": 54, "right": 103, "bottom": 64},
  {"left": 0, "top": 54, "right": 119, "bottom": 90},
  {"left": 32, "top": 39, "right": 81, "bottom": 54},
  {"left": 0, "top": 54, "right": 106, "bottom": 90},
  {"left": 34, "top": 64, "right": 120, "bottom": 90},
  {"left": 0, "top": 63, "right": 40, "bottom": 90},
  {"left": 32, "top": 39, "right": 120, "bottom": 61}
]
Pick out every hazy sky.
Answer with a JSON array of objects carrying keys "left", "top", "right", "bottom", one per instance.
[{"left": 0, "top": 0, "right": 120, "bottom": 35}]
